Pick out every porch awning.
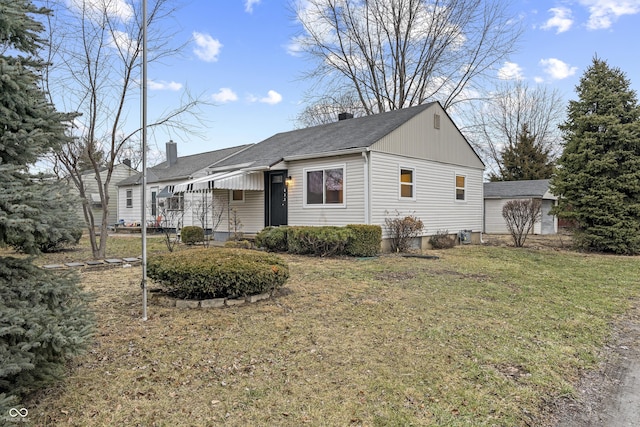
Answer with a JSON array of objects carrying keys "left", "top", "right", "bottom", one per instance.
[
  {"left": 173, "top": 170, "right": 264, "bottom": 193},
  {"left": 157, "top": 185, "right": 174, "bottom": 198}
]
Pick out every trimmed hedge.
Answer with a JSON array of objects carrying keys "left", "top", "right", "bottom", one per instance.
[
  {"left": 181, "top": 226, "right": 204, "bottom": 245},
  {"left": 147, "top": 248, "right": 289, "bottom": 300},
  {"left": 255, "top": 225, "right": 381, "bottom": 257},
  {"left": 287, "top": 226, "right": 351, "bottom": 257},
  {"left": 255, "top": 226, "right": 289, "bottom": 252},
  {"left": 345, "top": 224, "right": 381, "bottom": 256}
]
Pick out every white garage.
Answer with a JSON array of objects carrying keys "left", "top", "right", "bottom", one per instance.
[{"left": 484, "top": 180, "right": 558, "bottom": 235}]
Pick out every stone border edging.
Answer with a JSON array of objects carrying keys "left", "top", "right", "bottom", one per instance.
[{"left": 150, "top": 291, "right": 272, "bottom": 309}]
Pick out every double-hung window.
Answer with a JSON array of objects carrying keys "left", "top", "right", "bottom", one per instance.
[
  {"left": 455, "top": 174, "right": 466, "bottom": 201},
  {"left": 400, "top": 167, "right": 415, "bottom": 199},
  {"left": 126, "top": 189, "right": 133, "bottom": 208},
  {"left": 304, "top": 166, "right": 345, "bottom": 206}
]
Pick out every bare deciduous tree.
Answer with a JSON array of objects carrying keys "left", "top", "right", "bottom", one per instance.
[
  {"left": 502, "top": 199, "right": 541, "bottom": 247},
  {"left": 41, "top": 0, "right": 208, "bottom": 258},
  {"left": 461, "top": 80, "right": 564, "bottom": 178},
  {"left": 291, "top": 0, "right": 522, "bottom": 114}
]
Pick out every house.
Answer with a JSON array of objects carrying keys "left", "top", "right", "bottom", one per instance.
[
  {"left": 163, "top": 101, "right": 485, "bottom": 249},
  {"left": 71, "top": 161, "right": 137, "bottom": 226},
  {"left": 483, "top": 179, "right": 558, "bottom": 235},
  {"left": 116, "top": 141, "right": 252, "bottom": 230}
]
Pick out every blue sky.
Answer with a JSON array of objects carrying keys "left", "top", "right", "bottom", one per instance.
[{"left": 60, "top": 0, "right": 640, "bottom": 159}]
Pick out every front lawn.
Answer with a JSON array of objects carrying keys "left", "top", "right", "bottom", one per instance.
[{"left": 24, "top": 242, "right": 640, "bottom": 426}]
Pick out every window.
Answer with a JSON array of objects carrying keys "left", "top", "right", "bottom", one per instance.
[
  {"left": 231, "top": 189, "right": 244, "bottom": 202},
  {"left": 126, "top": 189, "right": 133, "bottom": 208},
  {"left": 455, "top": 175, "right": 466, "bottom": 201},
  {"left": 151, "top": 189, "right": 157, "bottom": 217},
  {"left": 400, "top": 168, "right": 415, "bottom": 199},
  {"left": 167, "top": 193, "right": 184, "bottom": 211},
  {"left": 305, "top": 166, "right": 344, "bottom": 206}
]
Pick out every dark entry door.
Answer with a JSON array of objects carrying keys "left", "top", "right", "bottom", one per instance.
[{"left": 266, "top": 171, "right": 287, "bottom": 226}]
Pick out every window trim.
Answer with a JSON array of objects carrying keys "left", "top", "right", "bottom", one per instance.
[
  {"left": 455, "top": 173, "right": 466, "bottom": 202},
  {"left": 126, "top": 189, "right": 133, "bottom": 208},
  {"left": 398, "top": 166, "right": 416, "bottom": 201},
  {"left": 303, "top": 164, "right": 346, "bottom": 208}
]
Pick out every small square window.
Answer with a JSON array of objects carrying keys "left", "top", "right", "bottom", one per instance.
[{"left": 232, "top": 190, "right": 244, "bottom": 201}]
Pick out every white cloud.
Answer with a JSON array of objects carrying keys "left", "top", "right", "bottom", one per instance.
[
  {"left": 245, "top": 0, "right": 262, "bottom": 13},
  {"left": 148, "top": 80, "right": 183, "bottom": 91},
  {"left": 260, "top": 90, "right": 283, "bottom": 105},
  {"left": 193, "top": 32, "right": 223, "bottom": 62},
  {"left": 248, "top": 90, "right": 283, "bottom": 105},
  {"left": 579, "top": 0, "right": 640, "bottom": 30},
  {"left": 497, "top": 62, "right": 524, "bottom": 80},
  {"left": 212, "top": 88, "right": 238, "bottom": 103},
  {"left": 541, "top": 7, "right": 574, "bottom": 33},
  {"left": 539, "top": 58, "right": 578, "bottom": 80},
  {"left": 66, "top": 0, "right": 133, "bottom": 22}
]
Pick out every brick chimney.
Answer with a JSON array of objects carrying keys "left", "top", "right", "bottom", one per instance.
[{"left": 166, "top": 140, "right": 177, "bottom": 167}]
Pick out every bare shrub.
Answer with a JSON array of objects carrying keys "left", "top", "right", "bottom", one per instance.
[
  {"left": 384, "top": 211, "right": 424, "bottom": 252},
  {"left": 429, "top": 230, "right": 456, "bottom": 249},
  {"left": 502, "top": 199, "right": 541, "bottom": 247}
]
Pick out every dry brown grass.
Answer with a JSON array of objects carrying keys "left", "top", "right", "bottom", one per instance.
[{"left": 13, "top": 237, "right": 640, "bottom": 426}]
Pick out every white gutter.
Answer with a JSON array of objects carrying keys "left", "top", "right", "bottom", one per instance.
[{"left": 283, "top": 147, "right": 367, "bottom": 162}]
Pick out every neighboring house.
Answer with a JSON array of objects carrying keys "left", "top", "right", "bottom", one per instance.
[
  {"left": 72, "top": 161, "right": 137, "bottom": 226},
  {"left": 483, "top": 179, "right": 558, "bottom": 235},
  {"left": 116, "top": 141, "right": 252, "bottom": 230},
  {"left": 167, "top": 102, "right": 485, "bottom": 249}
]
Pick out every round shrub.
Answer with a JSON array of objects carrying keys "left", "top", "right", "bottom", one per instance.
[
  {"left": 147, "top": 248, "right": 289, "bottom": 300},
  {"left": 181, "top": 226, "right": 204, "bottom": 245}
]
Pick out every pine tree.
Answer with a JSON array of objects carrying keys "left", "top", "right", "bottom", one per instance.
[
  {"left": 551, "top": 57, "right": 640, "bottom": 254},
  {"left": 0, "top": 0, "right": 93, "bottom": 412},
  {"left": 491, "top": 123, "right": 555, "bottom": 181}
]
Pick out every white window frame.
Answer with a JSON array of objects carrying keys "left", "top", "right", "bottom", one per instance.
[
  {"left": 230, "top": 189, "right": 245, "bottom": 203},
  {"left": 303, "top": 164, "right": 346, "bottom": 208},
  {"left": 126, "top": 189, "right": 133, "bottom": 208},
  {"left": 399, "top": 166, "right": 416, "bottom": 201},
  {"left": 455, "top": 173, "right": 466, "bottom": 202}
]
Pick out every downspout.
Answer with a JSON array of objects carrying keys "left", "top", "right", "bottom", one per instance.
[{"left": 362, "top": 150, "right": 371, "bottom": 224}]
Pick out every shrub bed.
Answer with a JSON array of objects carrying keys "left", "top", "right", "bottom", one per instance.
[
  {"left": 181, "top": 226, "right": 204, "bottom": 245},
  {"left": 147, "top": 248, "right": 289, "bottom": 300}
]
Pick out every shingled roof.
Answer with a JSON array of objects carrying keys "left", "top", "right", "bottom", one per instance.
[
  {"left": 212, "top": 102, "right": 437, "bottom": 170},
  {"left": 483, "top": 179, "right": 554, "bottom": 199},
  {"left": 118, "top": 144, "right": 252, "bottom": 186}
]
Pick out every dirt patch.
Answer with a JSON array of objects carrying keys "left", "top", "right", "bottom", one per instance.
[{"left": 546, "top": 302, "right": 640, "bottom": 426}]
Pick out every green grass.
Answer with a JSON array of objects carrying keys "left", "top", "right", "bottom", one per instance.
[{"left": 18, "top": 241, "right": 640, "bottom": 426}]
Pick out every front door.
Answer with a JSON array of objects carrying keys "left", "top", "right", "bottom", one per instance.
[{"left": 266, "top": 171, "right": 288, "bottom": 226}]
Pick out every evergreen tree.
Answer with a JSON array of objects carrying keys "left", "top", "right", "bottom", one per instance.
[
  {"left": 491, "top": 123, "right": 555, "bottom": 181},
  {"left": 0, "top": 0, "right": 93, "bottom": 413},
  {"left": 551, "top": 57, "right": 640, "bottom": 254}
]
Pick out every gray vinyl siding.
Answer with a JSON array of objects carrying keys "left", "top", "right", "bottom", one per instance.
[
  {"left": 369, "top": 151, "right": 483, "bottom": 237},
  {"left": 117, "top": 185, "right": 142, "bottom": 224},
  {"left": 287, "top": 154, "right": 366, "bottom": 226},
  {"left": 371, "top": 103, "right": 484, "bottom": 169}
]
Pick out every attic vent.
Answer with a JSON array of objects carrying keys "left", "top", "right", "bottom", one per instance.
[{"left": 434, "top": 113, "right": 441, "bottom": 129}]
